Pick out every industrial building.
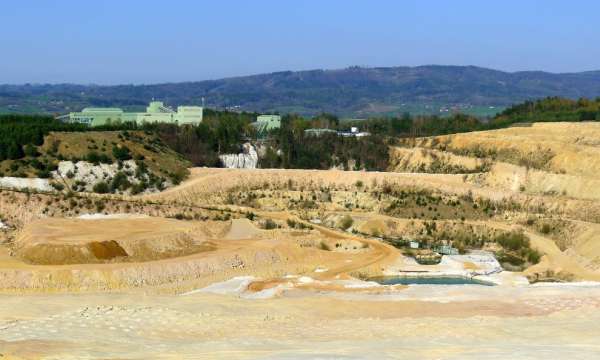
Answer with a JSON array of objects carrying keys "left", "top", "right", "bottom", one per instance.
[
  {"left": 59, "top": 101, "right": 203, "bottom": 126},
  {"left": 304, "top": 127, "right": 370, "bottom": 137},
  {"left": 253, "top": 115, "right": 281, "bottom": 133}
]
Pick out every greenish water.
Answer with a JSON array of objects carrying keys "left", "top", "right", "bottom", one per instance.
[{"left": 369, "top": 276, "right": 495, "bottom": 286}]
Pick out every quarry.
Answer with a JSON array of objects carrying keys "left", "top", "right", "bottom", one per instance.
[{"left": 2, "top": 122, "right": 600, "bottom": 359}]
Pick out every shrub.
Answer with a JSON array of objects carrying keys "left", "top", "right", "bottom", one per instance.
[
  {"left": 130, "top": 182, "right": 147, "bottom": 195},
  {"left": 23, "top": 144, "right": 39, "bottom": 157},
  {"left": 86, "top": 151, "right": 112, "bottom": 165},
  {"left": 339, "top": 215, "right": 354, "bottom": 230},
  {"left": 263, "top": 219, "right": 278, "bottom": 230},
  {"left": 68, "top": 198, "right": 77, "bottom": 209},
  {"left": 495, "top": 230, "right": 529, "bottom": 251},
  {"left": 318, "top": 241, "right": 331, "bottom": 251},
  {"left": 540, "top": 223, "right": 551, "bottom": 234},
  {"left": 94, "top": 200, "right": 105, "bottom": 212},
  {"left": 168, "top": 170, "right": 187, "bottom": 185},
  {"left": 527, "top": 249, "right": 542, "bottom": 264},
  {"left": 112, "top": 145, "right": 132, "bottom": 161},
  {"left": 35, "top": 169, "right": 51, "bottom": 178},
  {"left": 93, "top": 181, "right": 110, "bottom": 194},
  {"left": 286, "top": 218, "right": 312, "bottom": 230},
  {"left": 50, "top": 182, "right": 65, "bottom": 191},
  {"left": 497, "top": 251, "right": 525, "bottom": 266},
  {"left": 110, "top": 172, "right": 131, "bottom": 192}
]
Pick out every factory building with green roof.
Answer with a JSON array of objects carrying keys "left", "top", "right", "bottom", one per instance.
[
  {"left": 59, "top": 101, "right": 203, "bottom": 126},
  {"left": 252, "top": 114, "right": 281, "bottom": 137}
]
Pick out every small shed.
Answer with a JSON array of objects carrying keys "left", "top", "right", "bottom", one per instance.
[{"left": 435, "top": 245, "right": 459, "bottom": 255}]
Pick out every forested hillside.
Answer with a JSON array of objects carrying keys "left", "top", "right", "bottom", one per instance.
[
  {"left": 2, "top": 96, "right": 599, "bottom": 177},
  {"left": 3, "top": 66, "right": 600, "bottom": 116}
]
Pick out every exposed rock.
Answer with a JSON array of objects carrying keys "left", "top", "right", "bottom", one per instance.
[
  {"left": 53, "top": 160, "right": 139, "bottom": 191},
  {"left": 219, "top": 143, "right": 258, "bottom": 169},
  {"left": 51, "top": 160, "right": 165, "bottom": 193},
  {"left": 0, "top": 177, "right": 53, "bottom": 192}
]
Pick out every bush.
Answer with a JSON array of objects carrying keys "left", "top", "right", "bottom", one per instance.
[
  {"left": 495, "top": 230, "right": 529, "bottom": 251},
  {"left": 263, "top": 219, "right": 278, "bottom": 229},
  {"left": 93, "top": 181, "right": 110, "bottom": 194},
  {"left": 112, "top": 145, "right": 132, "bottom": 161},
  {"left": 318, "top": 241, "right": 331, "bottom": 251},
  {"left": 168, "top": 170, "right": 187, "bottom": 185},
  {"left": 497, "top": 251, "right": 525, "bottom": 266},
  {"left": 94, "top": 200, "right": 105, "bottom": 212},
  {"left": 50, "top": 182, "right": 65, "bottom": 191},
  {"left": 110, "top": 172, "right": 131, "bottom": 192},
  {"left": 339, "top": 215, "right": 354, "bottom": 230},
  {"left": 35, "top": 169, "right": 51, "bottom": 178},
  {"left": 23, "top": 144, "right": 39, "bottom": 157},
  {"left": 86, "top": 151, "right": 112, "bottom": 165},
  {"left": 286, "top": 218, "right": 313, "bottom": 230},
  {"left": 527, "top": 249, "right": 542, "bottom": 264},
  {"left": 540, "top": 223, "right": 551, "bottom": 234},
  {"left": 130, "top": 182, "right": 147, "bottom": 195}
]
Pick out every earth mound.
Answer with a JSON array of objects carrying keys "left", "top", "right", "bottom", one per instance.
[{"left": 14, "top": 217, "right": 221, "bottom": 265}]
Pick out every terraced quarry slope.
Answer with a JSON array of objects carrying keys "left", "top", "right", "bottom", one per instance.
[
  {"left": 2, "top": 122, "right": 600, "bottom": 359},
  {"left": 0, "top": 122, "right": 599, "bottom": 291},
  {"left": 402, "top": 122, "right": 600, "bottom": 200}
]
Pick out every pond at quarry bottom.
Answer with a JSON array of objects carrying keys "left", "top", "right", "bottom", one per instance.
[{"left": 369, "top": 276, "right": 495, "bottom": 286}]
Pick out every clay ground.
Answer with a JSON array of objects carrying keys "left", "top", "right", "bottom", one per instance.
[
  {"left": 2, "top": 288, "right": 600, "bottom": 359},
  {"left": 2, "top": 122, "right": 600, "bottom": 358}
]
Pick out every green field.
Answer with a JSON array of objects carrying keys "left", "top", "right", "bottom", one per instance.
[{"left": 339, "top": 103, "right": 505, "bottom": 119}]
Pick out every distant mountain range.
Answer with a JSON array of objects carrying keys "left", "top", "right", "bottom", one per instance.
[{"left": 2, "top": 65, "right": 600, "bottom": 117}]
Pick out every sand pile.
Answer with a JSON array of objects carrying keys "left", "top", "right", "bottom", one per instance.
[{"left": 14, "top": 217, "right": 219, "bottom": 265}]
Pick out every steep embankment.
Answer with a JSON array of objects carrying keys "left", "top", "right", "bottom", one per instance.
[
  {"left": 0, "top": 130, "right": 190, "bottom": 194},
  {"left": 385, "top": 122, "right": 600, "bottom": 279},
  {"left": 14, "top": 217, "right": 220, "bottom": 264},
  {"left": 387, "top": 146, "right": 489, "bottom": 174},
  {"left": 391, "top": 122, "right": 600, "bottom": 200}
]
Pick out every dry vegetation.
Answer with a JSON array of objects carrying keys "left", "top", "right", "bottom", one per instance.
[{"left": 0, "top": 122, "right": 600, "bottom": 292}]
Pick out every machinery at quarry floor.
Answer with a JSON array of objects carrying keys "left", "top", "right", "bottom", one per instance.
[{"left": 1, "top": 122, "right": 600, "bottom": 358}]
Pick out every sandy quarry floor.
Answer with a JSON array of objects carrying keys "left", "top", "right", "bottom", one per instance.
[
  {"left": 4, "top": 122, "right": 600, "bottom": 358},
  {"left": 2, "top": 285, "right": 600, "bottom": 359}
]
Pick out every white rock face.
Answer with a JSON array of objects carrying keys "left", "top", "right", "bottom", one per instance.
[
  {"left": 0, "top": 177, "right": 53, "bottom": 192},
  {"left": 53, "top": 160, "right": 141, "bottom": 192},
  {"left": 219, "top": 143, "right": 258, "bottom": 169}
]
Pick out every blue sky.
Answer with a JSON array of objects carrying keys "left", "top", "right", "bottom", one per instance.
[{"left": 1, "top": 0, "right": 598, "bottom": 84}]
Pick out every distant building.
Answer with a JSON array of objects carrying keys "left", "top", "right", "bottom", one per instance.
[
  {"left": 409, "top": 240, "right": 420, "bottom": 249},
  {"left": 253, "top": 114, "right": 282, "bottom": 134},
  {"left": 59, "top": 101, "right": 203, "bottom": 126},
  {"left": 304, "top": 127, "right": 370, "bottom": 138},
  {"left": 304, "top": 128, "right": 337, "bottom": 137},
  {"left": 338, "top": 127, "right": 371, "bottom": 137},
  {"left": 435, "top": 244, "right": 459, "bottom": 255}
]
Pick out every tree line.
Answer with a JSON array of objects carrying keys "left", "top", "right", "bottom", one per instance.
[
  {"left": 0, "top": 114, "right": 138, "bottom": 161},
  {"left": 2, "top": 96, "right": 599, "bottom": 169}
]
